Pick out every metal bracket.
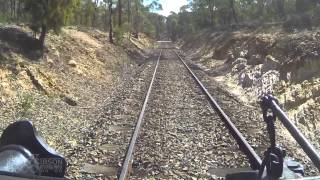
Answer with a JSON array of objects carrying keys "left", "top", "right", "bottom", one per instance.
[{"left": 260, "top": 95, "right": 284, "bottom": 178}]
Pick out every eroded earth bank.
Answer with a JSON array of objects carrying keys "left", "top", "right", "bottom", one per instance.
[{"left": 0, "top": 25, "right": 154, "bottom": 179}]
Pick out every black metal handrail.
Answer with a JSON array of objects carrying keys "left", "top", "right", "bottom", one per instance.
[{"left": 261, "top": 95, "right": 320, "bottom": 171}]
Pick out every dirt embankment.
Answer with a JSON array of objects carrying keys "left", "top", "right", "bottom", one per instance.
[
  {"left": 0, "top": 25, "right": 153, "bottom": 105},
  {"left": 181, "top": 27, "right": 320, "bottom": 171},
  {"left": 0, "top": 25, "right": 153, "bottom": 177}
]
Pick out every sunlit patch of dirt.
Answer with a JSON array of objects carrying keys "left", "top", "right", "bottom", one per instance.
[{"left": 63, "top": 29, "right": 103, "bottom": 48}]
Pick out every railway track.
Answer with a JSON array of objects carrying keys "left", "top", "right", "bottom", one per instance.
[
  {"left": 70, "top": 51, "right": 161, "bottom": 179},
  {"left": 73, "top": 45, "right": 271, "bottom": 180},
  {"left": 114, "top": 48, "right": 262, "bottom": 179},
  {"left": 69, "top": 43, "right": 320, "bottom": 179}
]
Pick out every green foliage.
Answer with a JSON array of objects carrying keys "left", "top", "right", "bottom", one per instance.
[
  {"left": 23, "top": 0, "right": 80, "bottom": 34},
  {"left": 75, "top": 0, "right": 96, "bottom": 27},
  {"left": 167, "top": 11, "right": 195, "bottom": 41},
  {"left": 1, "top": 0, "right": 319, "bottom": 45},
  {"left": 7, "top": 73, "right": 18, "bottom": 81},
  {"left": 0, "top": 0, "right": 165, "bottom": 42},
  {"left": 142, "top": 17, "right": 156, "bottom": 37},
  {"left": 147, "top": 0, "right": 163, "bottom": 11},
  {"left": 114, "top": 25, "right": 125, "bottom": 44},
  {"left": 0, "top": 15, "right": 6, "bottom": 24},
  {"left": 19, "top": 92, "right": 34, "bottom": 117},
  {"left": 166, "top": 14, "right": 179, "bottom": 41},
  {"left": 166, "top": 0, "right": 320, "bottom": 41},
  {"left": 147, "top": 13, "right": 165, "bottom": 39}
]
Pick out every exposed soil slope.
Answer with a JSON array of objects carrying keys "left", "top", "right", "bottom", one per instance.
[{"left": 0, "top": 25, "right": 153, "bottom": 178}]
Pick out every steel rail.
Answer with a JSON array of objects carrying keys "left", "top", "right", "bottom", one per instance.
[
  {"left": 174, "top": 50, "right": 262, "bottom": 170},
  {"left": 270, "top": 99, "right": 320, "bottom": 171},
  {"left": 119, "top": 50, "right": 162, "bottom": 180}
]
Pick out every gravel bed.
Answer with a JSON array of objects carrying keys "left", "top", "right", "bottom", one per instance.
[
  {"left": 68, "top": 53, "right": 160, "bottom": 179},
  {"left": 130, "top": 50, "right": 249, "bottom": 179}
]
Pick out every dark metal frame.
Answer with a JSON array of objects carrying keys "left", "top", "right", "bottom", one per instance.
[{"left": 261, "top": 95, "right": 320, "bottom": 171}]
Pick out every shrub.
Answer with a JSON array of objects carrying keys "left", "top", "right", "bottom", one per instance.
[
  {"left": 19, "top": 93, "right": 34, "bottom": 117},
  {"left": 114, "top": 26, "right": 126, "bottom": 44}
]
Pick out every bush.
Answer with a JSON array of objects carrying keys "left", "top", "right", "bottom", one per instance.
[
  {"left": 283, "top": 14, "right": 312, "bottom": 32},
  {"left": 19, "top": 93, "right": 34, "bottom": 117},
  {"left": 114, "top": 26, "right": 126, "bottom": 44}
]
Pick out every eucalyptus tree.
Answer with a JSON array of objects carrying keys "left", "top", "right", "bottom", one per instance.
[
  {"left": 118, "top": 0, "right": 123, "bottom": 26},
  {"left": 103, "top": 0, "right": 115, "bottom": 43},
  {"left": 23, "top": 0, "right": 80, "bottom": 48}
]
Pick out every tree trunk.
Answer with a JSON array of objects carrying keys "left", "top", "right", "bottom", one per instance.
[
  {"left": 296, "top": 0, "right": 309, "bottom": 13},
  {"left": 17, "top": 0, "right": 21, "bottom": 22},
  {"left": 133, "top": 0, "right": 139, "bottom": 39},
  {"left": 104, "top": 5, "right": 108, "bottom": 30},
  {"left": 118, "top": 0, "right": 122, "bottom": 27},
  {"left": 80, "top": 13, "right": 83, "bottom": 26},
  {"left": 10, "top": 0, "right": 15, "bottom": 22},
  {"left": 108, "top": 0, "right": 114, "bottom": 43},
  {"left": 230, "top": 0, "right": 238, "bottom": 23},
  {"left": 85, "top": 11, "right": 89, "bottom": 26},
  {"left": 127, "top": 0, "right": 131, "bottom": 39},
  {"left": 276, "top": 0, "right": 286, "bottom": 20},
  {"left": 92, "top": 0, "right": 99, "bottom": 27},
  {"left": 39, "top": 25, "right": 47, "bottom": 49},
  {"left": 208, "top": 0, "right": 215, "bottom": 26},
  {"left": 256, "top": 0, "right": 265, "bottom": 21}
]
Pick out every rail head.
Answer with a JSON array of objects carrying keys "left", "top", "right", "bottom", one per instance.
[
  {"left": 118, "top": 50, "right": 163, "bottom": 180},
  {"left": 173, "top": 50, "right": 262, "bottom": 169}
]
